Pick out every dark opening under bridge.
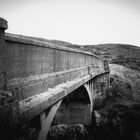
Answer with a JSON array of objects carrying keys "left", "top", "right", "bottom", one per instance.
[{"left": 0, "top": 18, "right": 110, "bottom": 140}]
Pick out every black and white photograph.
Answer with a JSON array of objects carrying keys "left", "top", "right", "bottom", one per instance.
[{"left": 0, "top": 0, "right": 140, "bottom": 140}]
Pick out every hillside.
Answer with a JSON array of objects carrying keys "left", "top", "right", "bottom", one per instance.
[
  {"left": 109, "top": 64, "right": 140, "bottom": 101},
  {"left": 82, "top": 44, "right": 140, "bottom": 70}
]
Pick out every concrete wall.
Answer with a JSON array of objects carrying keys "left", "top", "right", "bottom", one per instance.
[
  {"left": 3, "top": 34, "right": 105, "bottom": 100},
  {"left": 3, "top": 34, "right": 104, "bottom": 81},
  {"left": 92, "top": 73, "right": 110, "bottom": 110},
  {"left": 0, "top": 18, "right": 106, "bottom": 102}
]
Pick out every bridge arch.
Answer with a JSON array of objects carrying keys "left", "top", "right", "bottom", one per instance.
[
  {"left": 37, "top": 85, "right": 93, "bottom": 140},
  {"left": 84, "top": 82, "right": 94, "bottom": 114},
  {"left": 51, "top": 85, "right": 92, "bottom": 126}
]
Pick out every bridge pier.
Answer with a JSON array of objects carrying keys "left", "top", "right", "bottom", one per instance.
[
  {"left": 84, "top": 72, "right": 110, "bottom": 112},
  {"left": 83, "top": 83, "right": 93, "bottom": 116},
  {"left": 37, "top": 100, "right": 62, "bottom": 140}
]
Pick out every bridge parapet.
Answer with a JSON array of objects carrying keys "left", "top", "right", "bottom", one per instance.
[{"left": 0, "top": 18, "right": 109, "bottom": 128}]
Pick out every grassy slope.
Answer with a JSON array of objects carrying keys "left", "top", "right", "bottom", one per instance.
[{"left": 82, "top": 44, "right": 140, "bottom": 70}]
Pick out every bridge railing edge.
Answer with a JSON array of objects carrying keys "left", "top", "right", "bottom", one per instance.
[
  {"left": 5, "top": 33, "right": 103, "bottom": 60},
  {"left": 7, "top": 65, "right": 104, "bottom": 100}
]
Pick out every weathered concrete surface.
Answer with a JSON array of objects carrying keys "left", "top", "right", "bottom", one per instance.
[
  {"left": 7, "top": 66, "right": 97, "bottom": 101},
  {"left": 0, "top": 18, "right": 8, "bottom": 90},
  {"left": 84, "top": 72, "right": 110, "bottom": 111},
  {"left": 19, "top": 70, "right": 109, "bottom": 125},
  {"left": 0, "top": 17, "right": 110, "bottom": 138},
  {"left": 0, "top": 18, "right": 8, "bottom": 30},
  {"left": 37, "top": 100, "right": 62, "bottom": 140},
  {"left": 19, "top": 70, "right": 109, "bottom": 140},
  {"left": 4, "top": 33, "right": 104, "bottom": 80}
]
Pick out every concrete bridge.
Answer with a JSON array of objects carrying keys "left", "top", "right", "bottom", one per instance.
[{"left": 0, "top": 18, "right": 110, "bottom": 140}]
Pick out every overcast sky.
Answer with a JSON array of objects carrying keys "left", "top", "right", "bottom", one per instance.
[{"left": 0, "top": 0, "right": 140, "bottom": 46}]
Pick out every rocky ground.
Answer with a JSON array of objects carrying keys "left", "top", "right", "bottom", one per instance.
[
  {"left": 91, "top": 64, "right": 140, "bottom": 140},
  {"left": 92, "top": 102, "right": 140, "bottom": 140},
  {"left": 87, "top": 44, "right": 140, "bottom": 140},
  {"left": 48, "top": 124, "right": 90, "bottom": 140}
]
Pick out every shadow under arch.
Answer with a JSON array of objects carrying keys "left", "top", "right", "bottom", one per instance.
[{"left": 51, "top": 85, "right": 92, "bottom": 127}]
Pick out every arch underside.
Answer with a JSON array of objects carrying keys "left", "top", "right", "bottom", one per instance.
[{"left": 51, "top": 85, "right": 93, "bottom": 126}]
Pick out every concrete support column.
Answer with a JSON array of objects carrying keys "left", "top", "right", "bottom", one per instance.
[
  {"left": 104, "top": 61, "right": 109, "bottom": 72},
  {"left": 0, "top": 17, "right": 8, "bottom": 90},
  {"left": 37, "top": 100, "right": 62, "bottom": 140},
  {"left": 84, "top": 83, "right": 93, "bottom": 117},
  {"left": 0, "top": 17, "right": 7, "bottom": 42},
  {"left": 91, "top": 80, "right": 93, "bottom": 97}
]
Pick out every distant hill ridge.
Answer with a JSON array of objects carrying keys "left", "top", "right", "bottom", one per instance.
[{"left": 82, "top": 44, "right": 140, "bottom": 70}]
